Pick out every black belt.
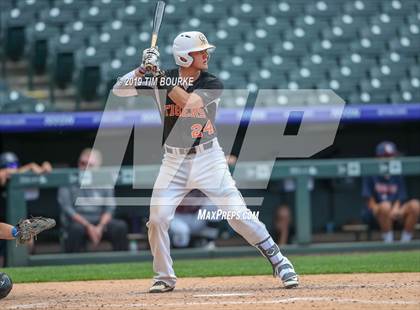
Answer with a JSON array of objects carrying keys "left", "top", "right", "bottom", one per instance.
[{"left": 165, "top": 141, "right": 214, "bottom": 155}]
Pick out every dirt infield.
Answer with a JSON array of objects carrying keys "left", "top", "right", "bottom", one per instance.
[{"left": 2, "top": 273, "right": 419, "bottom": 310}]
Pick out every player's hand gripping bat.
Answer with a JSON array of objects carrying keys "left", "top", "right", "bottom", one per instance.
[{"left": 143, "top": 1, "right": 166, "bottom": 73}]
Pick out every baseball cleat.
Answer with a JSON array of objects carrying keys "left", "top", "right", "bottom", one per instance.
[
  {"left": 149, "top": 281, "right": 175, "bottom": 293},
  {"left": 274, "top": 257, "right": 299, "bottom": 289}
]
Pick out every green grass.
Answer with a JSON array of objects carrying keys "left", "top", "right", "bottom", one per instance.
[{"left": 3, "top": 250, "right": 420, "bottom": 284}]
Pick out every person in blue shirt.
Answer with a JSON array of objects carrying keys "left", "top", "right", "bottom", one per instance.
[{"left": 362, "top": 141, "right": 420, "bottom": 242}]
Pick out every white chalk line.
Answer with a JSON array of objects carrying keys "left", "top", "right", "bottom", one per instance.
[
  {"left": 8, "top": 296, "right": 420, "bottom": 309},
  {"left": 193, "top": 292, "right": 252, "bottom": 297}
]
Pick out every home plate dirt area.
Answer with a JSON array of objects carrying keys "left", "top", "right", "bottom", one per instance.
[{"left": 2, "top": 273, "right": 419, "bottom": 310}]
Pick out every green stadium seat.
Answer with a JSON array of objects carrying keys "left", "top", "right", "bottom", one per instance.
[
  {"left": 330, "top": 65, "right": 367, "bottom": 81},
  {"left": 89, "top": 32, "right": 126, "bottom": 54},
  {"left": 344, "top": 0, "right": 380, "bottom": 17},
  {"left": 2, "top": 9, "right": 36, "bottom": 62},
  {"left": 360, "top": 24, "right": 398, "bottom": 41},
  {"left": 93, "top": 0, "right": 127, "bottom": 11},
  {"left": 399, "top": 78, "right": 420, "bottom": 102},
  {"left": 409, "top": 66, "right": 420, "bottom": 78},
  {"left": 164, "top": 2, "right": 195, "bottom": 24},
  {"left": 209, "top": 27, "right": 243, "bottom": 48},
  {"left": 255, "top": 16, "right": 291, "bottom": 35},
  {"left": 64, "top": 21, "right": 98, "bottom": 43},
  {"left": 289, "top": 69, "right": 320, "bottom": 89},
  {"left": 302, "top": 54, "right": 337, "bottom": 74},
  {"left": 26, "top": 22, "right": 60, "bottom": 78},
  {"left": 99, "top": 58, "right": 134, "bottom": 100},
  {"left": 0, "top": 90, "right": 49, "bottom": 113},
  {"left": 304, "top": 1, "right": 342, "bottom": 19},
  {"left": 221, "top": 56, "right": 256, "bottom": 76},
  {"left": 381, "top": 0, "right": 417, "bottom": 16},
  {"left": 294, "top": 15, "right": 329, "bottom": 38},
  {"left": 389, "top": 37, "right": 420, "bottom": 55},
  {"left": 116, "top": 3, "right": 153, "bottom": 26},
  {"left": 39, "top": 7, "right": 75, "bottom": 28},
  {"left": 390, "top": 91, "right": 420, "bottom": 104},
  {"left": 48, "top": 33, "right": 84, "bottom": 90},
  {"left": 311, "top": 40, "right": 348, "bottom": 57},
  {"left": 360, "top": 78, "right": 397, "bottom": 95},
  {"left": 54, "top": 0, "right": 90, "bottom": 13},
  {"left": 233, "top": 42, "right": 268, "bottom": 62},
  {"left": 321, "top": 25, "right": 358, "bottom": 42},
  {"left": 245, "top": 29, "right": 280, "bottom": 49},
  {"left": 75, "top": 46, "right": 112, "bottom": 102},
  {"left": 350, "top": 38, "right": 386, "bottom": 56},
  {"left": 369, "top": 14, "right": 405, "bottom": 34},
  {"left": 349, "top": 91, "right": 388, "bottom": 104},
  {"left": 193, "top": 3, "right": 228, "bottom": 22},
  {"left": 178, "top": 19, "right": 216, "bottom": 34},
  {"left": 231, "top": 3, "right": 265, "bottom": 23},
  {"left": 269, "top": 1, "right": 304, "bottom": 18},
  {"left": 398, "top": 24, "right": 420, "bottom": 42},
  {"left": 317, "top": 79, "right": 358, "bottom": 99},
  {"left": 380, "top": 52, "right": 416, "bottom": 68},
  {"left": 370, "top": 65, "right": 407, "bottom": 80},
  {"left": 17, "top": 0, "right": 50, "bottom": 14},
  {"left": 115, "top": 46, "right": 139, "bottom": 68},
  {"left": 407, "top": 13, "right": 420, "bottom": 25},
  {"left": 339, "top": 53, "right": 377, "bottom": 69},
  {"left": 262, "top": 55, "right": 299, "bottom": 72},
  {"left": 79, "top": 6, "right": 114, "bottom": 27},
  {"left": 272, "top": 40, "right": 308, "bottom": 57},
  {"left": 218, "top": 72, "right": 247, "bottom": 90},
  {"left": 101, "top": 20, "right": 138, "bottom": 41}
]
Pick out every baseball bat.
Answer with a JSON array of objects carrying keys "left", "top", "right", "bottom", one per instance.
[{"left": 145, "top": 0, "right": 166, "bottom": 72}]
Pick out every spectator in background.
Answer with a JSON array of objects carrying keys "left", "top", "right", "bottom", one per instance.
[
  {"left": 273, "top": 204, "right": 293, "bottom": 245},
  {"left": 170, "top": 189, "right": 218, "bottom": 249},
  {"left": 0, "top": 152, "right": 52, "bottom": 267},
  {"left": 57, "top": 148, "right": 128, "bottom": 252},
  {"left": 362, "top": 141, "right": 420, "bottom": 243}
]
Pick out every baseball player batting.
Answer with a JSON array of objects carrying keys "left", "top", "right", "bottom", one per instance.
[{"left": 112, "top": 31, "right": 299, "bottom": 293}]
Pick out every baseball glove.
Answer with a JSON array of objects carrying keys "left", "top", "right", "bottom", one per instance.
[{"left": 15, "top": 217, "right": 56, "bottom": 245}]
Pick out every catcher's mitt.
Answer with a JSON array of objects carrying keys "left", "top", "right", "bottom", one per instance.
[{"left": 15, "top": 217, "right": 56, "bottom": 245}]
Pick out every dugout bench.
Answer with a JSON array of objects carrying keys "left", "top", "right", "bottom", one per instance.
[{"left": 5, "top": 157, "right": 420, "bottom": 267}]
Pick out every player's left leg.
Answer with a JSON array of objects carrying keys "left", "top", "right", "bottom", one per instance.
[
  {"left": 400, "top": 199, "right": 420, "bottom": 242},
  {"left": 193, "top": 146, "right": 298, "bottom": 288}
]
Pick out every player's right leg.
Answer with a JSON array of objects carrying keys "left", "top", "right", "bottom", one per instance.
[{"left": 147, "top": 154, "right": 190, "bottom": 293}]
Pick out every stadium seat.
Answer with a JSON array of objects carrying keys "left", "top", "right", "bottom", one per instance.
[
  {"left": 247, "top": 69, "right": 288, "bottom": 90},
  {"left": 178, "top": 19, "right": 216, "bottom": 35},
  {"left": 164, "top": 2, "right": 195, "bottom": 24},
  {"left": 350, "top": 38, "right": 387, "bottom": 56},
  {"left": 245, "top": 28, "right": 281, "bottom": 50},
  {"left": 75, "top": 46, "right": 112, "bottom": 103},
  {"left": 221, "top": 56, "right": 256, "bottom": 77},
  {"left": 269, "top": 1, "right": 304, "bottom": 18},
  {"left": 79, "top": 6, "right": 114, "bottom": 27},
  {"left": 369, "top": 13, "right": 404, "bottom": 35},
  {"left": 26, "top": 22, "right": 60, "bottom": 88},
  {"left": 339, "top": 53, "right": 377, "bottom": 69},
  {"left": 101, "top": 20, "right": 138, "bottom": 40},
  {"left": 39, "top": 7, "right": 75, "bottom": 28},
  {"left": 89, "top": 32, "right": 127, "bottom": 54},
  {"left": 272, "top": 40, "right": 308, "bottom": 57},
  {"left": 349, "top": 91, "right": 388, "bottom": 104},
  {"left": 17, "top": 0, "right": 49, "bottom": 14},
  {"left": 381, "top": 0, "right": 417, "bottom": 16},
  {"left": 304, "top": 1, "right": 342, "bottom": 19},
  {"left": 293, "top": 15, "right": 329, "bottom": 38},
  {"left": 344, "top": 0, "right": 380, "bottom": 16},
  {"left": 311, "top": 40, "right": 348, "bottom": 57},
  {"left": 389, "top": 37, "right": 420, "bottom": 56},
  {"left": 360, "top": 78, "right": 398, "bottom": 96},
  {"left": 116, "top": 4, "right": 154, "bottom": 26},
  {"left": 193, "top": 3, "right": 228, "bottom": 22},
  {"left": 370, "top": 65, "right": 407, "bottom": 80},
  {"left": 398, "top": 24, "right": 420, "bottom": 42},
  {"left": 93, "top": 0, "right": 127, "bottom": 11},
  {"left": 54, "top": 0, "right": 90, "bottom": 13},
  {"left": 114, "top": 46, "right": 139, "bottom": 68},
  {"left": 390, "top": 90, "right": 420, "bottom": 104},
  {"left": 2, "top": 9, "right": 36, "bottom": 62},
  {"left": 233, "top": 42, "right": 268, "bottom": 62},
  {"left": 409, "top": 66, "right": 420, "bottom": 79},
  {"left": 231, "top": 3, "right": 265, "bottom": 23},
  {"left": 288, "top": 68, "right": 320, "bottom": 89},
  {"left": 99, "top": 58, "right": 134, "bottom": 101},
  {"left": 360, "top": 24, "right": 397, "bottom": 42},
  {"left": 380, "top": 52, "right": 416, "bottom": 68},
  {"left": 64, "top": 21, "right": 98, "bottom": 43},
  {"left": 317, "top": 79, "right": 358, "bottom": 100},
  {"left": 399, "top": 78, "right": 420, "bottom": 101},
  {"left": 301, "top": 54, "right": 337, "bottom": 75},
  {"left": 255, "top": 16, "right": 291, "bottom": 35},
  {"left": 48, "top": 33, "right": 84, "bottom": 90},
  {"left": 262, "top": 55, "right": 299, "bottom": 73}
]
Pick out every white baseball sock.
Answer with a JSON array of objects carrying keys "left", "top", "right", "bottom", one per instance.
[
  {"left": 382, "top": 231, "right": 394, "bottom": 243},
  {"left": 255, "top": 236, "right": 285, "bottom": 267},
  {"left": 400, "top": 230, "right": 413, "bottom": 243}
]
